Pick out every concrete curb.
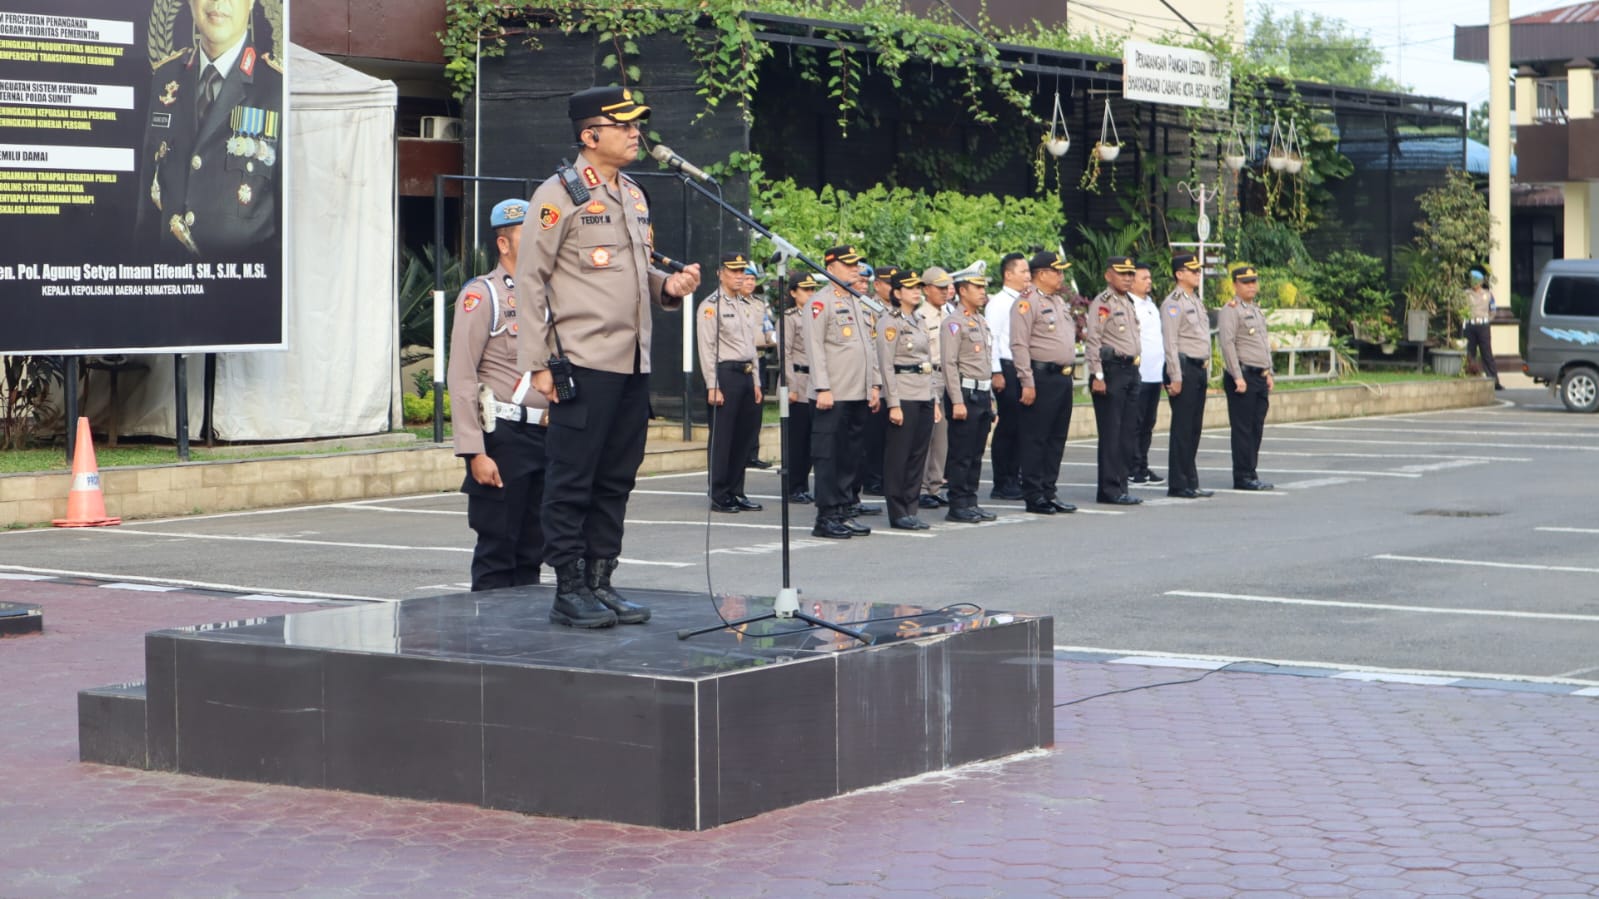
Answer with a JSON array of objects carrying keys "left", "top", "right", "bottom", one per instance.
[{"left": 0, "top": 379, "right": 1492, "bottom": 528}]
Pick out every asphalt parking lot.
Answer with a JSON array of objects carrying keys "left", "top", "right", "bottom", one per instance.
[{"left": 5, "top": 387, "right": 1598, "bottom": 683}]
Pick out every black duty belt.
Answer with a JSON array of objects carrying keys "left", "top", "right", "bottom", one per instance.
[
  {"left": 792, "top": 364, "right": 809, "bottom": 373},
  {"left": 1243, "top": 365, "right": 1269, "bottom": 376},
  {"left": 1030, "top": 360, "right": 1074, "bottom": 377},
  {"left": 893, "top": 363, "right": 933, "bottom": 374},
  {"left": 1181, "top": 354, "right": 1209, "bottom": 367},
  {"left": 718, "top": 360, "right": 756, "bottom": 374},
  {"left": 1100, "top": 348, "right": 1138, "bottom": 366}
]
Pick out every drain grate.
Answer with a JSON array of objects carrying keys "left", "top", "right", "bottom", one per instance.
[{"left": 1412, "top": 509, "right": 1503, "bottom": 518}]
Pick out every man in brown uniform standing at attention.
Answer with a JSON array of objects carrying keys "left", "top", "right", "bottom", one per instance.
[
  {"left": 1160, "top": 253, "right": 1213, "bottom": 498},
  {"left": 1011, "top": 251, "right": 1079, "bottom": 515},
  {"left": 805, "top": 246, "right": 882, "bottom": 539},
  {"left": 1217, "top": 265, "right": 1274, "bottom": 491},
  {"left": 449, "top": 199, "right": 548, "bottom": 591},
  {"left": 515, "top": 86, "right": 702, "bottom": 628},
  {"left": 1084, "top": 256, "right": 1144, "bottom": 505},
  {"left": 942, "top": 265, "right": 1000, "bottom": 524},
  {"left": 698, "top": 251, "right": 764, "bottom": 514}
]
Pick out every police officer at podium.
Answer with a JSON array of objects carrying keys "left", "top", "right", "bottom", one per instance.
[{"left": 515, "top": 85, "right": 702, "bottom": 628}]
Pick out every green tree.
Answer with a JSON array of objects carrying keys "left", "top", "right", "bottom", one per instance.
[
  {"left": 1248, "top": 10, "right": 1404, "bottom": 92},
  {"left": 1467, "top": 100, "right": 1489, "bottom": 144}
]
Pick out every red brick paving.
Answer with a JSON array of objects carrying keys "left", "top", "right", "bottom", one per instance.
[{"left": 4, "top": 580, "right": 1599, "bottom": 897}]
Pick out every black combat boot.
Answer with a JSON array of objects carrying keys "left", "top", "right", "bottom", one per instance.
[
  {"left": 550, "top": 560, "right": 617, "bottom": 628},
  {"left": 585, "top": 557, "right": 651, "bottom": 624}
]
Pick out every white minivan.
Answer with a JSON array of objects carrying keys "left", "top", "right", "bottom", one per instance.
[{"left": 1525, "top": 260, "right": 1599, "bottom": 412}]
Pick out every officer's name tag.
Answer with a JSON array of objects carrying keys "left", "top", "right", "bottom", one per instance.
[{"left": 150, "top": 112, "right": 172, "bottom": 129}]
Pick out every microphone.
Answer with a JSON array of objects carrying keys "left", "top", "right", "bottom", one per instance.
[
  {"left": 650, "top": 250, "right": 686, "bottom": 273},
  {"left": 649, "top": 144, "right": 720, "bottom": 186}
]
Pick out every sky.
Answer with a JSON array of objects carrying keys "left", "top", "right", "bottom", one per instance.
[{"left": 1256, "top": 0, "right": 1562, "bottom": 106}]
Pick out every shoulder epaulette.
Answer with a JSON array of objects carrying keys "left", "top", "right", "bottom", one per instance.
[
  {"left": 151, "top": 46, "right": 190, "bottom": 72},
  {"left": 263, "top": 53, "right": 284, "bottom": 74}
]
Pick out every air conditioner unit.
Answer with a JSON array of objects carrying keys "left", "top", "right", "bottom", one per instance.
[{"left": 420, "top": 116, "right": 463, "bottom": 141}]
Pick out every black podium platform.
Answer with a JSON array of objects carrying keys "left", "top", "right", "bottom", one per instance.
[
  {"left": 79, "top": 587, "right": 1053, "bottom": 830},
  {"left": 0, "top": 600, "right": 42, "bottom": 636}
]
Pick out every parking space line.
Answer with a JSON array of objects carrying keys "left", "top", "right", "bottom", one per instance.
[
  {"left": 1166, "top": 589, "right": 1599, "bottom": 623},
  {"left": 1374, "top": 553, "right": 1599, "bottom": 575},
  {"left": 1063, "top": 461, "right": 1420, "bottom": 478},
  {"left": 0, "top": 563, "right": 388, "bottom": 602},
  {"left": 1536, "top": 527, "right": 1599, "bottom": 535},
  {"left": 1280, "top": 423, "right": 1596, "bottom": 439},
  {"left": 1260, "top": 436, "right": 1598, "bottom": 452},
  {"left": 1207, "top": 449, "right": 1530, "bottom": 462},
  {"left": 102, "top": 528, "right": 474, "bottom": 554},
  {"left": 333, "top": 504, "right": 464, "bottom": 515}
]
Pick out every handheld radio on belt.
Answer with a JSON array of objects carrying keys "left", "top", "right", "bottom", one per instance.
[{"left": 539, "top": 159, "right": 590, "bottom": 403}]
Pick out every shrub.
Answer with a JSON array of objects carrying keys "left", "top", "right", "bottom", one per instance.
[
  {"left": 402, "top": 391, "right": 450, "bottom": 425},
  {"left": 749, "top": 178, "right": 1068, "bottom": 276}
]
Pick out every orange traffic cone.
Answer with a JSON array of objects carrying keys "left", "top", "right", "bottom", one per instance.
[{"left": 52, "top": 417, "right": 121, "bottom": 528}]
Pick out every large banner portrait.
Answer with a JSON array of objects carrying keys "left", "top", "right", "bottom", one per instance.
[{"left": 0, "top": 0, "right": 287, "bottom": 353}]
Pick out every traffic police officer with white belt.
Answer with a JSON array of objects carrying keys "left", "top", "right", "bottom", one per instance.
[
  {"left": 449, "top": 199, "right": 548, "bottom": 591},
  {"left": 941, "top": 264, "right": 1000, "bottom": 524}
]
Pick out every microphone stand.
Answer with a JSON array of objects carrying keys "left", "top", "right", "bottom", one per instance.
[{"left": 673, "top": 176, "right": 873, "bottom": 647}]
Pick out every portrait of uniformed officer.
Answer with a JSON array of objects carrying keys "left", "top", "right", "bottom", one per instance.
[
  {"left": 877, "top": 270, "right": 938, "bottom": 530},
  {"left": 448, "top": 199, "right": 547, "bottom": 592},
  {"left": 1160, "top": 254, "right": 1214, "bottom": 498},
  {"left": 916, "top": 266, "right": 955, "bottom": 509},
  {"left": 1218, "top": 265, "right": 1275, "bottom": 491},
  {"left": 138, "top": 0, "right": 283, "bottom": 257},
  {"left": 783, "top": 272, "right": 820, "bottom": 504},
  {"left": 1084, "top": 256, "right": 1143, "bottom": 505},
  {"left": 515, "top": 85, "right": 702, "bottom": 627}
]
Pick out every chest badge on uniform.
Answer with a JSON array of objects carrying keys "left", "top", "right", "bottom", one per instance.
[
  {"left": 160, "top": 81, "right": 178, "bottom": 105},
  {"left": 1097, "top": 308, "right": 1110, "bottom": 320},
  {"left": 155, "top": 141, "right": 169, "bottom": 161},
  {"left": 634, "top": 203, "right": 647, "bottom": 213},
  {"left": 585, "top": 201, "right": 606, "bottom": 215},
  {"left": 842, "top": 326, "right": 853, "bottom": 337},
  {"left": 506, "top": 295, "right": 516, "bottom": 309},
  {"left": 811, "top": 300, "right": 824, "bottom": 318},
  {"left": 590, "top": 247, "right": 612, "bottom": 267},
  {"left": 539, "top": 205, "right": 559, "bottom": 230},
  {"left": 1168, "top": 307, "right": 1179, "bottom": 317},
  {"left": 237, "top": 184, "right": 252, "bottom": 205},
  {"left": 885, "top": 327, "right": 897, "bottom": 341},
  {"left": 463, "top": 294, "right": 481, "bottom": 313},
  {"left": 1248, "top": 327, "right": 1257, "bottom": 335},
  {"left": 510, "top": 322, "right": 518, "bottom": 335},
  {"left": 627, "top": 187, "right": 641, "bottom": 199}
]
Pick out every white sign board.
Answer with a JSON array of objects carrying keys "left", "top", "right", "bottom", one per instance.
[{"left": 1122, "top": 40, "right": 1230, "bottom": 110}]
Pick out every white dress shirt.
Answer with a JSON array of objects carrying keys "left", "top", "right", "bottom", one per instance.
[
  {"left": 1133, "top": 293, "right": 1165, "bottom": 383},
  {"left": 986, "top": 285, "right": 1020, "bottom": 370}
]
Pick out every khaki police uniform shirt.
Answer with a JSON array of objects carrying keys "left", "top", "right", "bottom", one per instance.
[
  {"left": 941, "top": 307, "right": 994, "bottom": 400},
  {"left": 1217, "top": 299, "right": 1272, "bottom": 378},
  {"left": 696, "top": 289, "right": 759, "bottom": 390},
  {"left": 804, "top": 283, "right": 881, "bottom": 402},
  {"left": 878, "top": 307, "right": 936, "bottom": 407},
  {"left": 513, "top": 152, "right": 677, "bottom": 375},
  {"left": 1010, "top": 285, "right": 1077, "bottom": 388},
  {"left": 1083, "top": 288, "right": 1142, "bottom": 378},
  {"left": 916, "top": 302, "right": 949, "bottom": 402},
  {"left": 447, "top": 264, "right": 548, "bottom": 458},
  {"left": 783, "top": 308, "right": 810, "bottom": 402},
  {"left": 1466, "top": 288, "right": 1494, "bottom": 322},
  {"left": 1160, "top": 287, "right": 1211, "bottom": 383}
]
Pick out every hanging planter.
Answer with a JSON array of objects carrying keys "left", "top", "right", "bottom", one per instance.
[
  {"left": 1095, "top": 100, "right": 1122, "bottom": 160},
  {"left": 1222, "top": 116, "right": 1247, "bottom": 173},
  {"left": 1266, "top": 112, "right": 1289, "bottom": 171},
  {"left": 1043, "top": 90, "right": 1070, "bottom": 157},
  {"left": 1282, "top": 120, "right": 1304, "bottom": 174}
]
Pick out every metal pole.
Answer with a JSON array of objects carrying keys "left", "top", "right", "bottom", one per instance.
[
  {"left": 682, "top": 178, "right": 694, "bottom": 441},
  {"left": 174, "top": 354, "right": 190, "bottom": 462},
  {"left": 774, "top": 255, "right": 791, "bottom": 591},
  {"left": 433, "top": 174, "right": 447, "bottom": 444},
  {"left": 1488, "top": 0, "right": 1513, "bottom": 294},
  {"left": 62, "top": 355, "right": 78, "bottom": 467}
]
